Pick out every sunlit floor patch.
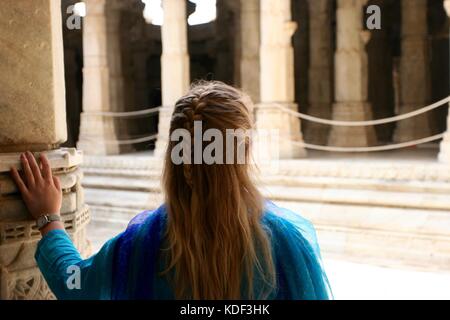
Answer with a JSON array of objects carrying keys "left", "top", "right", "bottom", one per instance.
[{"left": 323, "top": 258, "right": 450, "bottom": 300}]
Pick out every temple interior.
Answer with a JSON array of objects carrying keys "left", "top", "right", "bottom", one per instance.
[
  {"left": 62, "top": 0, "right": 450, "bottom": 151},
  {"left": 0, "top": 0, "right": 450, "bottom": 299}
]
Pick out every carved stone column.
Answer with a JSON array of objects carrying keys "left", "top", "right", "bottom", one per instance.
[
  {"left": 240, "top": 0, "right": 260, "bottom": 103},
  {"left": 0, "top": 0, "right": 90, "bottom": 299},
  {"left": 305, "top": 0, "right": 333, "bottom": 145},
  {"left": 77, "top": 0, "right": 125, "bottom": 155},
  {"left": 106, "top": 1, "right": 131, "bottom": 153},
  {"left": 438, "top": 0, "right": 450, "bottom": 163},
  {"left": 256, "top": 0, "right": 306, "bottom": 158},
  {"left": 393, "top": 0, "right": 432, "bottom": 142},
  {"left": 155, "top": 0, "right": 190, "bottom": 156},
  {"left": 328, "top": 0, "right": 377, "bottom": 147}
]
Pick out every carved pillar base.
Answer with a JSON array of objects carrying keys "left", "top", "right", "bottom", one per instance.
[
  {"left": 255, "top": 103, "right": 306, "bottom": 159},
  {"left": 0, "top": 148, "right": 91, "bottom": 300},
  {"left": 328, "top": 102, "right": 377, "bottom": 147}
]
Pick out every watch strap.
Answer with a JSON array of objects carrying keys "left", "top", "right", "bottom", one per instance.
[
  {"left": 47, "top": 214, "right": 61, "bottom": 222},
  {"left": 36, "top": 214, "right": 61, "bottom": 230}
]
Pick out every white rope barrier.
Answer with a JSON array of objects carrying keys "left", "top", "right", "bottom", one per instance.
[
  {"left": 81, "top": 132, "right": 445, "bottom": 150},
  {"left": 79, "top": 97, "right": 450, "bottom": 151},
  {"left": 91, "top": 132, "right": 444, "bottom": 150},
  {"left": 88, "top": 107, "right": 161, "bottom": 118},
  {"left": 289, "top": 133, "right": 445, "bottom": 152},
  {"left": 275, "top": 96, "right": 450, "bottom": 126},
  {"left": 85, "top": 96, "right": 450, "bottom": 122}
]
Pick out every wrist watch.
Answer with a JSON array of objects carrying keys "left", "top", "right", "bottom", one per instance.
[{"left": 36, "top": 214, "right": 61, "bottom": 230}]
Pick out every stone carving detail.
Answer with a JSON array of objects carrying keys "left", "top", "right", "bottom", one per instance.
[
  {"left": 0, "top": 148, "right": 91, "bottom": 300},
  {"left": 5, "top": 270, "right": 55, "bottom": 300}
]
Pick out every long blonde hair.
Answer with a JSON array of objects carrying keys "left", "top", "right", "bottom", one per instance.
[{"left": 161, "top": 81, "right": 276, "bottom": 299}]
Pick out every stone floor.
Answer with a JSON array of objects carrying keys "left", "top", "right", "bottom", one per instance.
[{"left": 324, "top": 258, "right": 450, "bottom": 300}]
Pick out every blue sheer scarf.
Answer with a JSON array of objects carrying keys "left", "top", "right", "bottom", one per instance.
[
  {"left": 36, "top": 201, "right": 332, "bottom": 300},
  {"left": 108, "top": 202, "right": 332, "bottom": 299}
]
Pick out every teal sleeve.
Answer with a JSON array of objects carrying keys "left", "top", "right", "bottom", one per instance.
[{"left": 35, "top": 229, "right": 118, "bottom": 300}]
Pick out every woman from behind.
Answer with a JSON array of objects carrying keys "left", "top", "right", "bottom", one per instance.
[{"left": 11, "top": 81, "right": 332, "bottom": 300}]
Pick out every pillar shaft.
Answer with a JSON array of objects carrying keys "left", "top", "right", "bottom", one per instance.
[
  {"left": 77, "top": 0, "right": 125, "bottom": 155},
  {"left": 305, "top": 0, "right": 333, "bottom": 145},
  {"left": 0, "top": 0, "right": 89, "bottom": 299},
  {"left": 260, "top": 0, "right": 296, "bottom": 103},
  {"left": 438, "top": 0, "right": 450, "bottom": 163},
  {"left": 328, "top": 0, "right": 377, "bottom": 147},
  {"left": 256, "top": 0, "right": 306, "bottom": 159},
  {"left": 0, "top": 0, "right": 66, "bottom": 152},
  {"left": 393, "top": 0, "right": 432, "bottom": 142},
  {"left": 155, "top": 0, "right": 190, "bottom": 156},
  {"left": 240, "top": 0, "right": 260, "bottom": 103}
]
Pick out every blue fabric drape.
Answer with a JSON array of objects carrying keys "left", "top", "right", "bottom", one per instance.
[{"left": 35, "top": 202, "right": 332, "bottom": 300}]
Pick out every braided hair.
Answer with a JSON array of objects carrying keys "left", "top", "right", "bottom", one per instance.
[{"left": 161, "top": 81, "right": 276, "bottom": 299}]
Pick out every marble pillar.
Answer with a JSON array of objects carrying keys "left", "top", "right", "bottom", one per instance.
[
  {"left": 240, "top": 0, "right": 260, "bottom": 103},
  {"left": 155, "top": 0, "right": 190, "bottom": 156},
  {"left": 256, "top": 0, "right": 306, "bottom": 158},
  {"left": 438, "top": 0, "right": 450, "bottom": 163},
  {"left": 77, "top": 0, "right": 125, "bottom": 155},
  {"left": 0, "top": 0, "right": 90, "bottom": 299},
  {"left": 305, "top": 0, "right": 333, "bottom": 145},
  {"left": 393, "top": 0, "right": 433, "bottom": 142},
  {"left": 328, "top": 0, "right": 377, "bottom": 147}
]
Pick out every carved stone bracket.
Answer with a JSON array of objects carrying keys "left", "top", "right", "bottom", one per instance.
[{"left": 0, "top": 148, "right": 90, "bottom": 299}]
